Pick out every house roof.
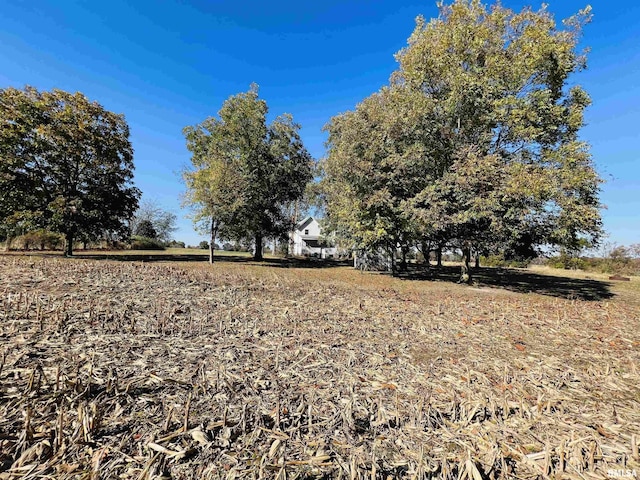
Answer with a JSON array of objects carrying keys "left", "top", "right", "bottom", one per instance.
[{"left": 296, "top": 216, "right": 314, "bottom": 231}]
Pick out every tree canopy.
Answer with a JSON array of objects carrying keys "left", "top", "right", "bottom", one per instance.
[
  {"left": 0, "top": 86, "right": 140, "bottom": 255},
  {"left": 183, "top": 85, "right": 313, "bottom": 262},
  {"left": 130, "top": 200, "right": 178, "bottom": 243},
  {"left": 322, "top": 0, "right": 602, "bottom": 279}
]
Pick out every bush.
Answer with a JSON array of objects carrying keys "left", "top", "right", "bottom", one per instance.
[
  {"left": 221, "top": 241, "right": 251, "bottom": 252},
  {"left": 130, "top": 236, "right": 165, "bottom": 250},
  {"left": 166, "top": 240, "right": 186, "bottom": 248},
  {"left": 198, "top": 241, "right": 209, "bottom": 250},
  {"left": 545, "top": 245, "right": 640, "bottom": 275},
  {"left": 105, "top": 240, "right": 127, "bottom": 250},
  {"left": 482, "top": 254, "right": 532, "bottom": 268},
  {"left": 581, "top": 246, "right": 639, "bottom": 275},
  {"left": 546, "top": 253, "right": 586, "bottom": 270},
  {"left": 14, "top": 230, "right": 63, "bottom": 250}
]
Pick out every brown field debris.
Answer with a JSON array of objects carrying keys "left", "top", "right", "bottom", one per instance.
[{"left": 0, "top": 255, "right": 638, "bottom": 479}]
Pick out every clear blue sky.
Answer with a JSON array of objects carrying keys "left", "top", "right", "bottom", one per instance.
[{"left": 1, "top": 1, "right": 638, "bottom": 247}]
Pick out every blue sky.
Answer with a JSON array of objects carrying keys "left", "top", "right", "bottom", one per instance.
[{"left": 1, "top": 0, "right": 638, "bottom": 247}]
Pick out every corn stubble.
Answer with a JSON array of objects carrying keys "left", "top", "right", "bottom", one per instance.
[{"left": 0, "top": 256, "right": 638, "bottom": 479}]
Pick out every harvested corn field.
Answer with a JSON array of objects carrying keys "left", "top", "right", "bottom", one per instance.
[{"left": 0, "top": 255, "right": 639, "bottom": 479}]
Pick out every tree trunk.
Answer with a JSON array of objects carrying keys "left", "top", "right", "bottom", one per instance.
[
  {"left": 420, "top": 246, "right": 432, "bottom": 273},
  {"left": 400, "top": 245, "right": 409, "bottom": 272},
  {"left": 65, "top": 232, "right": 74, "bottom": 257},
  {"left": 475, "top": 252, "right": 480, "bottom": 269},
  {"left": 389, "top": 245, "right": 398, "bottom": 276},
  {"left": 460, "top": 245, "right": 472, "bottom": 284},
  {"left": 4, "top": 235, "right": 12, "bottom": 252},
  {"left": 209, "top": 218, "right": 218, "bottom": 264},
  {"left": 436, "top": 246, "right": 443, "bottom": 267},
  {"left": 288, "top": 201, "right": 298, "bottom": 258},
  {"left": 254, "top": 232, "right": 263, "bottom": 261}
]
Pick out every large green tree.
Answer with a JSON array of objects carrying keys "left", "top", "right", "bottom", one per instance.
[
  {"left": 322, "top": 86, "right": 436, "bottom": 271},
  {"left": 0, "top": 86, "right": 140, "bottom": 255},
  {"left": 183, "top": 85, "right": 313, "bottom": 262},
  {"left": 323, "top": 1, "right": 602, "bottom": 281}
]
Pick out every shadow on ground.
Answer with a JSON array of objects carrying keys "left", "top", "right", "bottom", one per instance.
[
  {"left": 396, "top": 265, "right": 614, "bottom": 301},
  {"left": 17, "top": 251, "right": 352, "bottom": 269},
  {"left": 78, "top": 254, "right": 617, "bottom": 300},
  {"left": 6, "top": 252, "right": 613, "bottom": 301}
]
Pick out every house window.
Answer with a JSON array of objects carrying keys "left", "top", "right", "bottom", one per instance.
[{"left": 304, "top": 229, "right": 309, "bottom": 235}]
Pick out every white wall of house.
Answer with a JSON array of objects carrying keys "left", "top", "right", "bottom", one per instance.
[
  {"left": 291, "top": 217, "right": 337, "bottom": 258},
  {"left": 298, "top": 217, "right": 321, "bottom": 238}
]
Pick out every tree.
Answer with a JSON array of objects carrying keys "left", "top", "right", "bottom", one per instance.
[
  {"left": 0, "top": 86, "right": 140, "bottom": 255},
  {"left": 182, "top": 101, "right": 249, "bottom": 263},
  {"left": 130, "top": 200, "right": 178, "bottom": 243},
  {"left": 166, "top": 240, "right": 186, "bottom": 248},
  {"left": 322, "top": 1, "right": 602, "bottom": 282},
  {"left": 183, "top": 85, "right": 313, "bottom": 262},
  {"left": 134, "top": 219, "right": 157, "bottom": 239},
  {"left": 401, "top": 1, "right": 602, "bottom": 281},
  {"left": 322, "top": 87, "right": 434, "bottom": 273}
]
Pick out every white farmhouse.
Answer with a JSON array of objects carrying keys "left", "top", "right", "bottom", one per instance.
[{"left": 291, "top": 216, "right": 337, "bottom": 258}]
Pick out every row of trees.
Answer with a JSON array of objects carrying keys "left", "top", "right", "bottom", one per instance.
[
  {"left": 319, "top": 1, "right": 602, "bottom": 280},
  {"left": 181, "top": 1, "right": 603, "bottom": 280},
  {"left": 2, "top": 1, "right": 606, "bottom": 271},
  {"left": 0, "top": 83, "right": 310, "bottom": 257}
]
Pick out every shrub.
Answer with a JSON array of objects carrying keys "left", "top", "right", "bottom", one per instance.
[
  {"left": 221, "top": 241, "right": 249, "bottom": 252},
  {"left": 545, "top": 245, "right": 640, "bottom": 275},
  {"left": 583, "top": 246, "right": 639, "bottom": 275},
  {"left": 106, "top": 240, "right": 127, "bottom": 250},
  {"left": 130, "top": 236, "right": 165, "bottom": 250},
  {"left": 198, "top": 241, "right": 209, "bottom": 250},
  {"left": 166, "top": 240, "right": 186, "bottom": 248},
  {"left": 546, "top": 253, "right": 586, "bottom": 270},
  {"left": 14, "top": 230, "right": 63, "bottom": 250},
  {"left": 482, "top": 254, "right": 532, "bottom": 268}
]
